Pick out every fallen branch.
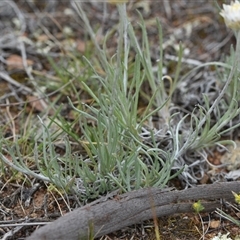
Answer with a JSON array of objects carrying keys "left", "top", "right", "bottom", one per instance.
[{"left": 27, "top": 181, "right": 240, "bottom": 240}]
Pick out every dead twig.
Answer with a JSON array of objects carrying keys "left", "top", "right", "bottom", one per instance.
[{"left": 27, "top": 182, "right": 240, "bottom": 240}]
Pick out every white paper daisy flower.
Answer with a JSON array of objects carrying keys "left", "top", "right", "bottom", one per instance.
[{"left": 220, "top": 0, "right": 240, "bottom": 31}]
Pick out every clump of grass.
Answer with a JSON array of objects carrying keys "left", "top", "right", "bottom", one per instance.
[{"left": 0, "top": 1, "right": 240, "bottom": 202}]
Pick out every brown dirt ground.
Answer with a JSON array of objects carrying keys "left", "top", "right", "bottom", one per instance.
[{"left": 0, "top": 1, "right": 240, "bottom": 239}]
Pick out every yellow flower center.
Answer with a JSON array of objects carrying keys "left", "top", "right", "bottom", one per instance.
[{"left": 232, "top": 2, "right": 240, "bottom": 10}]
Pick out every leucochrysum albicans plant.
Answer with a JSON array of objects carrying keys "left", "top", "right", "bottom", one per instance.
[
  {"left": 2, "top": 0, "right": 240, "bottom": 204},
  {"left": 213, "top": 0, "right": 240, "bottom": 235}
]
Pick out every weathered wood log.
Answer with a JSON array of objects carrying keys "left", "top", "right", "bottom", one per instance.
[{"left": 27, "top": 182, "right": 240, "bottom": 240}]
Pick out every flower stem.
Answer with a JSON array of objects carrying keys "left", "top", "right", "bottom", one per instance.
[
  {"left": 197, "top": 30, "right": 240, "bottom": 130},
  {"left": 235, "top": 30, "right": 240, "bottom": 66}
]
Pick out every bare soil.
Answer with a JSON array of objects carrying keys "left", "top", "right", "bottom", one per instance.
[{"left": 0, "top": 1, "right": 239, "bottom": 239}]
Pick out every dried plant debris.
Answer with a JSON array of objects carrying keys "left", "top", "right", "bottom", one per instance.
[
  {"left": 221, "top": 140, "right": 240, "bottom": 171},
  {"left": 1, "top": 1, "right": 240, "bottom": 239}
]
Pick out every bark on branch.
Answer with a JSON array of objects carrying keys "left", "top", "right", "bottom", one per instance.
[{"left": 27, "top": 181, "right": 240, "bottom": 240}]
